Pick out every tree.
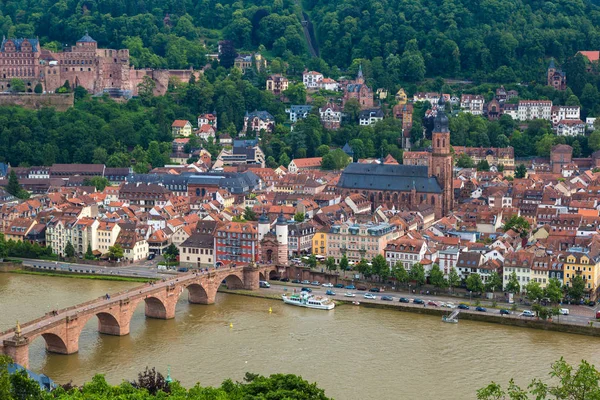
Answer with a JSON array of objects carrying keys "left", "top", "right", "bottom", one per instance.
[
  {"left": 316, "top": 145, "right": 330, "bottom": 157},
  {"left": 372, "top": 254, "right": 389, "bottom": 282},
  {"left": 515, "top": 164, "right": 527, "bottom": 179},
  {"left": 131, "top": 367, "right": 171, "bottom": 395},
  {"left": 34, "top": 83, "right": 43, "bottom": 94},
  {"left": 477, "top": 358, "right": 600, "bottom": 400},
  {"left": 64, "top": 241, "right": 75, "bottom": 258},
  {"left": 466, "top": 273, "right": 484, "bottom": 294},
  {"left": 545, "top": 278, "right": 563, "bottom": 304},
  {"left": 569, "top": 275, "right": 586, "bottom": 303},
  {"left": 219, "top": 40, "right": 238, "bottom": 69},
  {"left": 485, "top": 271, "right": 502, "bottom": 293},
  {"left": 283, "top": 83, "right": 306, "bottom": 104},
  {"left": 456, "top": 153, "right": 475, "bottom": 168},
  {"left": 108, "top": 244, "right": 124, "bottom": 261},
  {"left": 325, "top": 256, "right": 337, "bottom": 272},
  {"left": 307, "top": 254, "right": 317, "bottom": 269},
  {"left": 164, "top": 243, "right": 179, "bottom": 258},
  {"left": 243, "top": 207, "right": 257, "bottom": 221},
  {"left": 357, "top": 258, "right": 372, "bottom": 278},
  {"left": 448, "top": 268, "right": 461, "bottom": 293},
  {"left": 9, "top": 78, "right": 25, "bottom": 93},
  {"left": 525, "top": 280, "right": 543, "bottom": 302},
  {"left": 6, "top": 170, "right": 21, "bottom": 197},
  {"left": 294, "top": 212, "right": 305, "bottom": 222},
  {"left": 84, "top": 243, "right": 95, "bottom": 260},
  {"left": 476, "top": 159, "right": 490, "bottom": 171},
  {"left": 429, "top": 264, "right": 447, "bottom": 289},
  {"left": 392, "top": 262, "right": 409, "bottom": 287},
  {"left": 589, "top": 130, "right": 600, "bottom": 152},
  {"left": 409, "top": 263, "right": 426, "bottom": 287},
  {"left": 138, "top": 76, "right": 156, "bottom": 100},
  {"left": 83, "top": 176, "right": 110, "bottom": 191},
  {"left": 503, "top": 215, "right": 531, "bottom": 238},
  {"left": 339, "top": 255, "right": 349, "bottom": 271},
  {"left": 505, "top": 271, "right": 520, "bottom": 294}
]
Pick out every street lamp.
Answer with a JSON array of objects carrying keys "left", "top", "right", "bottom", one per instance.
[{"left": 469, "top": 290, "right": 472, "bottom": 305}]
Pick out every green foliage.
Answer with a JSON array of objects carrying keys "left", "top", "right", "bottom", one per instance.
[
  {"left": 456, "top": 153, "right": 475, "bottom": 168},
  {"left": 515, "top": 164, "right": 527, "bottom": 179},
  {"left": 485, "top": 271, "right": 502, "bottom": 293},
  {"left": 409, "top": 263, "right": 426, "bottom": 287},
  {"left": 505, "top": 271, "right": 520, "bottom": 294},
  {"left": 429, "top": 264, "right": 447, "bottom": 289},
  {"left": 307, "top": 254, "right": 317, "bottom": 269},
  {"left": 108, "top": 244, "right": 124, "bottom": 260},
  {"left": 243, "top": 207, "right": 257, "bottom": 221},
  {"left": 476, "top": 159, "right": 490, "bottom": 172},
  {"left": 466, "top": 273, "right": 484, "bottom": 294},
  {"left": 84, "top": 243, "right": 95, "bottom": 260},
  {"left": 82, "top": 176, "right": 109, "bottom": 191},
  {"left": 448, "top": 268, "right": 461, "bottom": 291},
  {"left": 325, "top": 256, "right": 337, "bottom": 271},
  {"left": 477, "top": 358, "right": 600, "bottom": 400},
  {"left": 64, "top": 241, "right": 75, "bottom": 258},
  {"left": 392, "top": 262, "right": 409, "bottom": 286},
  {"left": 9, "top": 79, "right": 25, "bottom": 93},
  {"left": 294, "top": 212, "right": 305, "bottom": 222},
  {"left": 503, "top": 215, "right": 531, "bottom": 238},
  {"left": 569, "top": 275, "right": 587, "bottom": 302},
  {"left": 339, "top": 255, "right": 349, "bottom": 271},
  {"left": 33, "top": 83, "right": 43, "bottom": 94},
  {"left": 545, "top": 278, "right": 563, "bottom": 304},
  {"left": 164, "top": 243, "right": 179, "bottom": 258},
  {"left": 372, "top": 254, "right": 389, "bottom": 282},
  {"left": 525, "top": 280, "right": 544, "bottom": 302}
]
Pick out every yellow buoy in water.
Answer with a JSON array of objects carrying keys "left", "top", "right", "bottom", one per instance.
[
  {"left": 229, "top": 323, "right": 233, "bottom": 329},
  {"left": 269, "top": 307, "right": 272, "bottom": 313}
]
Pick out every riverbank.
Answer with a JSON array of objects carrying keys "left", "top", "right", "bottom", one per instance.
[
  {"left": 218, "top": 288, "right": 600, "bottom": 338},
  {"left": 9, "top": 269, "right": 155, "bottom": 283}
]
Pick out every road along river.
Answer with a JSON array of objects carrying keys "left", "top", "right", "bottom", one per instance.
[{"left": 2, "top": 273, "right": 599, "bottom": 399}]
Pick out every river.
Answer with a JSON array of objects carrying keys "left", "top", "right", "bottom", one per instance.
[{"left": 1, "top": 273, "right": 600, "bottom": 399}]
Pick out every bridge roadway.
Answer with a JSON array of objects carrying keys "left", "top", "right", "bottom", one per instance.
[{"left": 0, "top": 264, "right": 279, "bottom": 368}]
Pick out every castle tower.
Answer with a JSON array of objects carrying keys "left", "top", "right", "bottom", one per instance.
[
  {"left": 275, "top": 211, "right": 288, "bottom": 265},
  {"left": 430, "top": 96, "right": 453, "bottom": 218},
  {"left": 258, "top": 210, "right": 270, "bottom": 241}
]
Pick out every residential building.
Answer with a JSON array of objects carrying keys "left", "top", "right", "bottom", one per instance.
[
  {"left": 116, "top": 230, "right": 148, "bottom": 261},
  {"left": 119, "top": 182, "right": 171, "bottom": 212},
  {"left": 438, "top": 247, "right": 460, "bottom": 276},
  {"left": 551, "top": 106, "right": 580, "bottom": 125},
  {"left": 5, "top": 218, "right": 35, "bottom": 242},
  {"left": 517, "top": 100, "right": 552, "bottom": 121},
  {"left": 198, "top": 113, "right": 217, "bottom": 130},
  {"left": 384, "top": 237, "right": 427, "bottom": 269},
  {"left": 460, "top": 94, "right": 485, "bottom": 115},
  {"left": 171, "top": 120, "right": 192, "bottom": 137},
  {"left": 455, "top": 252, "right": 483, "bottom": 280},
  {"left": 453, "top": 147, "right": 514, "bottom": 168},
  {"left": 266, "top": 74, "right": 288, "bottom": 95},
  {"left": 288, "top": 221, "right": 316, "bottom": 256},
  {"left": 562, "top": 249, "right": 600, "bottom": 300},
  {"left": 178, "top": 233, "right": 214, "bottom": 268},
  {"left": 312, "top": 229, "right": 328, "bottom": 257},
  {"left": 285, "top": 105, "right": 313, "bottom": 123},
  {"left": 96, "top": 221, "right": 121, "bottom": 255},
  {"left": 214, "top": 221, "right": 259, "bottom": 266},
  {"left": 548, "top": 58, "right": 567, "bottom": 91},
  {"left": 302, "top": 70, "right": 324, "bottom": 89},
  {"left": 288, "top": 157, "right": 322, "bottom": 173},
  {"left": 395, "top": 88, "right": 408, "bottom": 104},
  {"left": 555, "top": 119, "right": 586, "bottom": 136},
  {"left": 318, "top": 78, "right": 339, "bottom": 91},
  {"left": 243, "top": 111, "right": 274, "bottom": 133},
  {"left": 319, "top": 102, "right": 342, "bottom": 130},
  {"left": 503, "top": 251, "right": 534, "bottom": 291},
  {"left": 359, "top": 108, "right": 384, "bottom": 126},
  {"left": 325, "top": 221, "right": 399, "bottom": 264}
]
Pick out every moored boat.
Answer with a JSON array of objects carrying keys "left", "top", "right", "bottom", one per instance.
[
  {"left": 282, "top": 292, "right": 335, "bottom": 310},
  {"left": 442, "top": 309, "right": 460, "bottom": 323}
]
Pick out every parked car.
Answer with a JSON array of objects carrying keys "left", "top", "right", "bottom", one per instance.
[
  {"left": 334, "top": 283, "right": 345, "bottom": 288},
  {"left": 369, "top": 287, "right": 381, "bottom": 292},
  {"left": 399, "top": 297, "right": 410, "bottom": 303},
  {"left": 364, "top": 293, "right": 377, "bottom": 299},
  {"left": 381, "top": 296, "right": 394, "bottom": 301},
  {"left": 325, "top": 290, "right": 336, "bottom": 296},
  {"left": 147, "top": 254, "right": 155, "bottom": 260},
  {"left": 178, "top": 267, "right": 188, "bottom": 272},
  {"left": 560, "top": 308, "right": 570, "bottom": 315},
  {"left": 311, "top": 281, "right": 320, "bottom": 286},
  {"left": 475, "top": 306, "right": 487, "bottom": 312},
  {"left": 427, "top": 301, "right": 439, "bottom": 307},
  {"left": 301, "top": 280, "right": 311, "bottom": 284},
  {"left": 259, "top": 281, "right": 271, "bottom": 288},
  {"left": 270, "top": 277, "right": 280, "bottom": 281},
  {"left": 292, "top": 279, "right": 301, "bottom": 284},
  {"left": 520, "top": 310, "right": 535, "bottom": 317},
  {"left": 301, "top": 287, "right": 312, "bottom": 293},
  {"left": 445, "top": 302, "right": 457, "bottom": 309},
  {"left": 589, "top": 301, "right": 596, "bottom": 307},
  {"left": 280, "top": 278, "right": 290, "bottom": 282},
  {"left": 345, "top": 285, "right": 356, "bottom": 290},
  {"left": 458, "top": 304, "right": 470, "bottom": 310},
  {"left": 500, "top": 309, "right": 510, "bottom": 315},
  {"left": 322, "top": 283, "right": 334, "bottom": 288},
  {"left": 413, "top": 298, "right": 424, "bottom": 304},
  {"left": 357, "top": 286, "right": 367, "bottom": 291}
]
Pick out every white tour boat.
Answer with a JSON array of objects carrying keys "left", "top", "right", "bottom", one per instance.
[{"left": 282, "top": 292, "right": 335, "bottom": 310}]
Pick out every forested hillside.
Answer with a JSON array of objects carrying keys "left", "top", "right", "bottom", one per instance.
[{"left": 0, "top": 0, "right": 597, "bottom": 83}]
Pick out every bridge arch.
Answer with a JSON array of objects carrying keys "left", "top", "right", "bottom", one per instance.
[
  {"left": 259, "top": 272, "right": 267, "bottom": 282},
  {"left": 269, "top": 270, "right": 279, "bottom": 280},
  {"left": 40, "top": 332, "right": 69, "bottom": 354},
  {"left": 186, "top": 283, "right": 210, "bottom": 304},
  {"left": 223, "top": 273, "right": 244, "bottom": 289},
  {"left": 96, "top": 311, "right": 123, "bottom": 336},
  {"left": 144, "top": 296, "right": 168, "bottom": 319}
]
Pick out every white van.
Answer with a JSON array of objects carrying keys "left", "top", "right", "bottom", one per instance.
[
  {"left": 157, "top": 265, "right": 167, "bottom": 271},
  {"left": 259, "top": 281, "right": 271, "bottom": 288},
  {"left": 560, "top": 308, "right": 570, "bottom": 315},
  {"left": 520, "top": 310, "right": 535, "bottom": 317}
]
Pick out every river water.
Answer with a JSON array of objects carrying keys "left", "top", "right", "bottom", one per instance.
[{"left": 2, "top": 273, "right": 600, "bottom": 399}]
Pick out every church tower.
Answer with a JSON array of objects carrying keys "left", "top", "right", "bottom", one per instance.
[
  {"left": 430, "top": 96, "right": 453, "bottom": 218},
  {"left": 356, "top": 63, "right": 364, "bottom": 84}
]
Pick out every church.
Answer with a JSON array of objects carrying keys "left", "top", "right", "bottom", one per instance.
[{"left": 337, "top": 97, "right": 454, "bottom": 219}]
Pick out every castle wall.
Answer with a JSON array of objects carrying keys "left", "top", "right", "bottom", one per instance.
[{"left": 0, "top": 93, "right": 73, "bottom": 111}]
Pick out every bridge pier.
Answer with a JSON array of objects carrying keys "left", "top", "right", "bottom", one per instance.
[
  {"left": 3, "top": 336, "right": 29, "bottom": 368},
  {"left": 144, "top": 286, "right": 179, "bottom": 319},
  {"left": 244, "top": 267, "right": 259, "bottom": 290}
]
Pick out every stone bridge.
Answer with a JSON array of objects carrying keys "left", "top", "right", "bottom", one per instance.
[{"left": 0, "top": 264, "right": 280, "bottom": 368}]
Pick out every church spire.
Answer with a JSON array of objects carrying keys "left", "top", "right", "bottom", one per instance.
[{"left": 433, "top": 96, "right": 449, "bottom": 133}]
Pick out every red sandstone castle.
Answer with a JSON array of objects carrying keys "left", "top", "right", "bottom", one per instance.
[{"left": 0, "top": 34, "right": 198, "bottom": 96}]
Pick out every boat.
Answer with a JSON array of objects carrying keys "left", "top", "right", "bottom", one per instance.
[
  {"left": 281, "top": 292, "right": 335, "bottom": 310},
  {"left": 352, "top": 301, "right": 360, "bottom": 306},
  {"left": 442, "top": 309, "right": 460, "bottom": 323},
  {"left": 344, "top": 292, "right": 356, "bottom": 297}
]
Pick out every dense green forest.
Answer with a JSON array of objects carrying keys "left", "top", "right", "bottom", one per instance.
[{"left": 0, "top": 0, "right": 599, "bottom": 85}]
